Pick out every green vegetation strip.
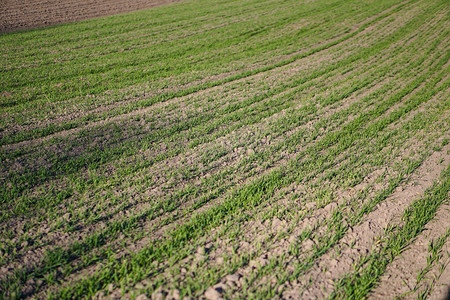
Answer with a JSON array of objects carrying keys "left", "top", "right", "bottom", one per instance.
[
  {"left": 0, "top": 0, "right": 448, "bottom": 298},
  {"left": 219, "top": 82, "right": 449, "bottom": 299},
  {"left": 1, "top": 0, "right": 441, "bottom": 222},
  {"left": 331, "top": 167, "right": 450, "bottom": 299},
  {"left": 49, "top": 39, "right": 449, "bottom": 300},
  {"left": 3, "top": 43, "right": 443, "bottom": 293},
  {"left": 405, "top": 227, "right": 450, "bottom": 299},
  {"left": 0, "top": 0, "right": 416, "bottom": 144}
]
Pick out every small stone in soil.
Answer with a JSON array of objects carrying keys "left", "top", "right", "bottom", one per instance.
[
  {"left": 226, "top": 274, "right": 241, "bottom": 282},
  {"left": 204, "top": 285, "right": 224, "bottom": 300},
  {"left": 217, "top": 257, "right": 225, "bottom": 264}
]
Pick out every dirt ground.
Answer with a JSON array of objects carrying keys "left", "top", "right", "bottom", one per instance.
[
  {"left": 1, "top": 0, "right": 449, "bottom": 298},
  {"left": 0, "top": 0, "right": 184, "bottom": 33}
]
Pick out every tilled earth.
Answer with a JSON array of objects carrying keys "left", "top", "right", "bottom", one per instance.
[
  {"left": 0, "top": 0, "right": 449, "bottom": 299},
  {"left": 0, "top": 0, "right": 183, "bottom": 33}
]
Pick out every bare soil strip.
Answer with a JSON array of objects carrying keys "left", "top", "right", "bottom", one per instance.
[
  {"left": 196, "top": 92, "right": 449, "bottom": 299},
  {"left": 125, "top": 79, "right": 449, "bottom": 299},
  {"left": 370, "top": 202, "right": 450, "bottom": 299},
  {"left": 285, "top": 142, "right": 450, "bottom": 299},
  {"left": 0, "top": 0, "right": 184, "bottom": 33},
  {"left": 1, "top": 0, "right": 449, "bottom": 298},
  {"left": 2, "top": 32, "right": 446, "bottom": 300},
  {"left": 428, "top": 239, "right": 450, "bottom": 300},
  {"left": 0, "top": 69, "right": 384, "bottom": 293}
]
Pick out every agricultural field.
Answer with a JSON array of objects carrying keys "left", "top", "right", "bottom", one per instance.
[
  {"left": 0, "top": 0, "right": 183, "bottom": 33},
  {"left": 0, "top": 0, "right": 449, "bottom": 298}
]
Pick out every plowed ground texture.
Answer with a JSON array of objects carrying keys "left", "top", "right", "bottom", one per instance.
[
  {"left": 0, "top": 0, "right": 449, "bottom": 299},
  {"left": 0, "top": 0, "right": 183, "bottom": 33}
]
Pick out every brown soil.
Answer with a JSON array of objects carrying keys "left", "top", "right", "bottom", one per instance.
[
  {"left": 371, "top": 202, "right": 450, "bottom": 299},
  {"left": 0, "top": 0, "right": 184, "bottom": 33},
  {"left": 1, "top": 0, "right": 449, "bottom": 298},
  {"left": 284, "top": 142, "right": 450, "bottom": 299}
]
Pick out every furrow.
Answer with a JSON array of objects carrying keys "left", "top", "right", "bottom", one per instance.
[
  {"left": 370, "top": 202, "right": 450, "bottom": 299},
  {"left": 0, "top": 0, "right": 418, "bottom": 147}
]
